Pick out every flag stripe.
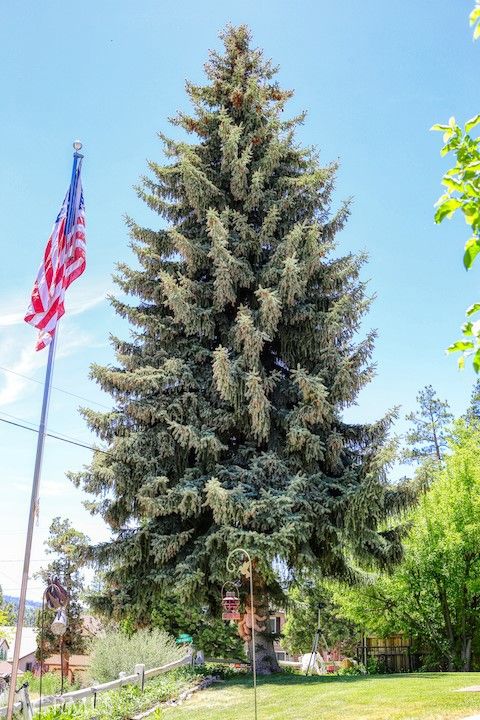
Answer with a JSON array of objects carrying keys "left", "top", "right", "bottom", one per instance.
[{"left": 24, "top": 158, "right": 86, "bottom": 350}]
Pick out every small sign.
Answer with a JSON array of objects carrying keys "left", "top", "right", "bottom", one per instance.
[
  {"left": 176, "top": 633, "right": 193, "bottom": 644},
  {"left": 222, "top": 612, "right": 241, "bottom": 620}
]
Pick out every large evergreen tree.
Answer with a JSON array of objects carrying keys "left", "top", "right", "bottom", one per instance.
[{"left": 75, "top": 25, "right": 413, "bottom": 673}]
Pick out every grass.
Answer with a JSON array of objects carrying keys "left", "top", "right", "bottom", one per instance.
[{"left": 161, "top": 672, "right": 480, "bottom": 720}]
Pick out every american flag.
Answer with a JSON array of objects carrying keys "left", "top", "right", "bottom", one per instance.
[{"left": 25, "top": 157, "right": 86, "bottom": 351}]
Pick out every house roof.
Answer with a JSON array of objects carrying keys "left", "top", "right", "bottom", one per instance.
[
  {"left": 2, "top": 627, "right": 37, "bottom": 662},
  {"left": 0, "top": 661, "right": 12, "bottom": 677}
]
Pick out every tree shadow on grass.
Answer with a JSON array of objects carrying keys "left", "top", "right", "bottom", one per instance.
[{"left": 204, "top": 672, "right": 450, "bottom": 693}]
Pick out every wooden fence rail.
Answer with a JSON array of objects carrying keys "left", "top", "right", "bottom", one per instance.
[{"left": 0, "top": 653, "right": 191, "bottom": 719}]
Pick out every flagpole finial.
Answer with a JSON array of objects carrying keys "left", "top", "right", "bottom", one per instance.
[{"left": 73, "top": 140, "right": 83, "bottom": 152}]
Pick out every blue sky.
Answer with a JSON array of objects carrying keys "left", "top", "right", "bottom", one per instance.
[{"left": 0, "top": 0, "right": 478, "bottom": 600}]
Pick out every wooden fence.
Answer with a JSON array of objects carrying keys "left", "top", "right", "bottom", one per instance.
[
  {"left": 358, "top": 634, "right": 422, "bottom": 673},
  {"left": 0, "top": 653, "right": 192, "bottom": 720}
]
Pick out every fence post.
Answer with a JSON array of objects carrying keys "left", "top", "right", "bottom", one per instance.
[
  {"left": 18, "top": 685, "right": 32, "bottom": 720},
  {"left": 194, "top": 650, "right": 205, "bottom": 666},
  {"left": 134, "top": 664, "right": 145, "bottom": 693}
]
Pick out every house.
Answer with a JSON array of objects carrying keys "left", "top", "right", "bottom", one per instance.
[
  {"left": 268, "top": 609, "right": 298, "bottom": 663},
  {"left": 42, "top": 654, "right": 90, "bottom": 684},
  {"left": 2, "top": 627, "right": 37, "bottom": 673}
]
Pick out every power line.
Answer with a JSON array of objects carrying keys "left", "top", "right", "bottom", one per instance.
[
  {"left": 0, "top": 414, "right": 110, "bottom": 455},
  {"left": 0, "top": 364, "right": 113, "bottom": 411},
  {"left": 0, "top": 407, "right": 98, "bottom": 447}
]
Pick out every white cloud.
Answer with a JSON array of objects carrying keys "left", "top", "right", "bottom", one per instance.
[
  {"left": 0, "top": 310, "right": 24, "bottom": 327},
  {"left": 0, "top": 326, "right": 96, "bottom": 407},
  {"left": 0, "top": 282, "right": 109, "bottom": 328},
  {"left": 0, "top": 280, "right": 110, "bottom": 407}
]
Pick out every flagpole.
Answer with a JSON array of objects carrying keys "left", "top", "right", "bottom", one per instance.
[{"left": 6, "top": 146, "right": 82, "bottom": 720}]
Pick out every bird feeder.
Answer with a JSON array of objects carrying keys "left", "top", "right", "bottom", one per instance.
[
  {"left": 222, "top": 585, "right": 241, "bottom": 620},
  {"left": 50, "top": 608, "right": 68, "bottom": 636}
]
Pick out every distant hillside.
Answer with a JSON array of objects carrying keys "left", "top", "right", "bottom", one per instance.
[
  {"left": 3, "top": 596, "right": 41, "bottom": 627},
  {"left": 4, "top": 596, "right": 42, "bottom": 609}
]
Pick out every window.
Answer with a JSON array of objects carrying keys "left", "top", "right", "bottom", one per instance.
[
  {"left": 269, "top": 616, "right": 281, "bottom": 634},
  {"left": 25, "top": 662, "right": 33, "bottom": 672},
  {"left": 276, "top": 651, "right": 286, "bottom": 662}
]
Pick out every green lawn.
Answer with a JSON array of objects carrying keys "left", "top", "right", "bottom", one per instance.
[{"left": 161, "top": 672, "right": 480, "bottom": 720}]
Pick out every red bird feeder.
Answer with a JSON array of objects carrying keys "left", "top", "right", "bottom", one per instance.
[{"left": 222, "top": 587, "right": 241, "bottom": 621}]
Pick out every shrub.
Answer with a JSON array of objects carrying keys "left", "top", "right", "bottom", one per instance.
[
  {"left": 336, "top": 664, "right": 366, "bottom": 676},
  {"left": 22, "top": 671, "right": 78, "bottom": 695},
  {"left": 201, "top": 662, "right": 249, "bottom": 680},
  {"left": 87, "top": 628, "right": 183, "bottom": 683}
]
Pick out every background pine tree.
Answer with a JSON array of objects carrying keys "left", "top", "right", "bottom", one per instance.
[
  {"left": 74, "top": 25, "right": 414, "bottom": 673},
  {"left": 35, "top": 518, "right": 88, "bottom": 674},
  {"left": 404, "top": 385, "right": 453, "bottom": 463}
]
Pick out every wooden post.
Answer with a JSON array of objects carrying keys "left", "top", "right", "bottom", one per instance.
[
  {"left": 18, "top": 685, "right": 32, "bottom": 720},
  {"left": 134, "top": 664, "right": 145, "bottom": 692}
]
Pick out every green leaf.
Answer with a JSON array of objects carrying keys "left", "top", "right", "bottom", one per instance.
[
  {"left": 467, "top": 302, "right": 480, "bottom": 317},
  {"left": 458, "top": 355, "right": 466, "bottom": 370},
  {"left": 474, "top": 349, "right": 480, "bottom": 373},
  {"left": 449, "top": 116, "right": 456, "bottom": 128},
  {"left": 464, "top": 237, "right": 480, "bottom": 269},
  {"left": 466, "top": 114, "right": 480, "bottom": 133},
  {"left": 474, "top": 23, "right": 480, "bottom": 40},
  {"left": 465, "top": 182, "right": 479, "bottom": 197},
  {"left": 447, "top": 341, "right": 474, "bottom": 353},
  {"left": 430, "top": 123, "right": 450, "bottom": 132},
  {"left": 441, "top": 177, "right": 462, "bottom": 192},
  {"left": 444, "top": 166, "right": 460, "bottom": 177},
  {"left": 466, "top": 161, "right": 480, "bottom": 172},
  {"left": 434, "top": 192, "right": 449, "bottom": 207},
  {"left": 470, "top": 6, "right": 480, "bottom": 24},
  {"left": 463, "top": 204, "right": 480, "bottom": 227},
  {"left": 462, "top": 321, "right": 474, "bottom": 336},
  {"left": 434, "top": 198, "right": 462, "bottom": 223}
]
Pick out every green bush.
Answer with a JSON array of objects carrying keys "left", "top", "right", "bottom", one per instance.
[
  {"left": 22, "top": 671, "right": 78, "bottom": 695},
  {"left": 201, "top": 662, "right": 248, "bottom": 680},
  {"left": 33, "top": 706, "right": 79, "bottom": 720},
  {"left": 150, "top": 600, "right": 244, "bottom": 659},
  {"left": 336, "top": 664, "right": 366, "bottom": 676},
  {"left": 88, "top": 628, "right": 183, "bottom": 683}
]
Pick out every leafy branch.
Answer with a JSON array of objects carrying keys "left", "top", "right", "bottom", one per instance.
[{"left": 431, "top": 5, "right": 480, "bottom": 371}]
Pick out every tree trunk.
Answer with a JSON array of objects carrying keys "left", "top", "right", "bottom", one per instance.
[
  {"left": 236, "top": 566, "right": 280, "bottom": 675},
  {"left": 461, "top": 637, "right": 473, "bottom": 672},
  {"left": 248, "top": 632, "right": 280, "bottom": 675}
]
